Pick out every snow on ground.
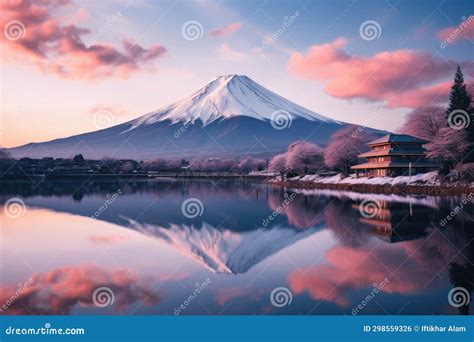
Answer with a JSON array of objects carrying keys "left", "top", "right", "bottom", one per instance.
[{"left": 292, "top": 171, "right": 442, "bottom": 186}]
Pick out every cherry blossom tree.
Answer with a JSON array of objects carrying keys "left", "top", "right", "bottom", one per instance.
[
  {"left": 268, "top": 153, "right": 287, "bottom": 178},
  {"left": 188, "top": 158, "right": 237, "bottom": 172},
  {"left": 399, "top": 106, "right": 445, "bottom": 141},
  {"left": 324, "top": 126, "right": 372, "bottom": 175},
  {"left": 285, "top": 141, "right": 324, "bottom": 174},
  {"left": 237, "top": 156, "right": 266, "bottom": 173},
  {"left": 425, "top": 127, "right": 470, "bottom": 166}
]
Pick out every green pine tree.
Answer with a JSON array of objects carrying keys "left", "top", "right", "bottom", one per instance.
[{"left": 445, "top": 66, "right": 473, "bottom": 162}]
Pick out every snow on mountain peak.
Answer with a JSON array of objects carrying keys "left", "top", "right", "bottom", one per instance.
[
  {"left": 126, "top": 74, "right": 337, "bottom": 130},
  {"left": 121, "top": 218, "right": 320, "bottom": 274}
]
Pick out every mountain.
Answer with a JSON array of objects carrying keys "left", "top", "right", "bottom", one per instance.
[
  {"left": 8, "top": 75, "right": 382, "bottom": 159},
  {"left": 113, "top": 218, "right": 322, "bottom": 274}
]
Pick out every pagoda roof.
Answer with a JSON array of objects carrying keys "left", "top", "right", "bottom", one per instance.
[{"left": 367, "top": 134, "right": 428, "bottom": 146}]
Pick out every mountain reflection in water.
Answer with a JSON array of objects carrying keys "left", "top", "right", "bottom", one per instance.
[{"left": 1, "top": 180, "right": 472, "bottom": 315}]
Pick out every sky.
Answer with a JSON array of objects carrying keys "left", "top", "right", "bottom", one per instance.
[{"left": 1, "top": 0, "right": 473, "bottom": 148}]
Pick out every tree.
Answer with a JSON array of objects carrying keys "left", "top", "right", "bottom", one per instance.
[
  {"left": 399, "top": 106, "right": 445, "bottom": 141},
  {"left": 445, "top": 66, "right": 473, "bottom": 162},
  {"left": 285, "top": 141, "right": 324, "bottom": 174},
  {"left": 100, "top": 157, "right": 116, "bottom": 173},
  {"left": 237, "top": 156, "right": 266, "bottom": 173},
  {"left": 446, "top": 66, "right": 472, "bottom": 116},
  {"left": 188, "top": 158, "right": 236, "bottom": 172},
  {"left": 268, "top": 153, "right": 287, "bottom": 178},
  {"left": 120, "top": 161, "right": 135, "bottom": 173},
  {"left": 145, "top": 159, "right": 181, "bottom": 171},
  {"left": 73, "top": 154, "right": 85, "bottom": 164},
  {"left": 324, "top": 126, "right": 373, "bottom": 175},
  {"left": 425, "top": 127, "right": 469, "bottom": 166}
]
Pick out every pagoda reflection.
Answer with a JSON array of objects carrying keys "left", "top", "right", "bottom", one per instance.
[{"left": 352, "top": 200, "right": 437, "bottom": 243}]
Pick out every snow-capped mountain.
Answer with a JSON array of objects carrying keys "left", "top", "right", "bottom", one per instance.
[
  {"left": 126, "top": 74, "right": 335, "bottom": 130},
  {"left": 122, "top": 219, "right": 322, "bottom": 274},
  {"left": 8, "top": 75, "right": 382, "bottom": 159}
]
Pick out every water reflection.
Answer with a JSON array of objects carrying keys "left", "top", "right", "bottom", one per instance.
[
  {"left": 0, "top": 265, "right": 163, "bottom": 315},
  {"left": 1, "top": 180, "right": 472, "bottom": 315}
]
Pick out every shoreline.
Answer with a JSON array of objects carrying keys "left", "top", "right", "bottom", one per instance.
[{"left": 269, "top": 179, "right": 473, "bottom": 196}]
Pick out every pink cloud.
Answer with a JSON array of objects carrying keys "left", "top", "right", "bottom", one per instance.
[
  {"left": 0, "top": 0, "right": 166, "bottom": 80},
  {"left": 0, "top": 265, "right": 161, "bottom": 315},
  {"left": 288, "top": 38, "right": 472, "bottom": 108},
  {"left": 68, "top": 7, "right": 90, "bottom": 24},
  {"left": 437, "top": 16, "right": 474, "bottom": 43},
  {"left": 209, "top": 22, "right": 242, "bottom": 37},
  {"left": 288, "top": 245, "right": 444, "bottom": 308}
]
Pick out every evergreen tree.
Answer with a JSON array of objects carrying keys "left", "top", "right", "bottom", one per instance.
[
  {"left": 445, "top": 66, "right": 473, "bottom": 162},
  {"left": 73, "top": 154, "right": 85, "bottom": 164},
  {"left": 446, "top": 66, "right": 471, "bottom": 116}
]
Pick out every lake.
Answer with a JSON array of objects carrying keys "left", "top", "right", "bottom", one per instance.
[{"left": 1, "top": 179, "right": 472, "bottom": 315}]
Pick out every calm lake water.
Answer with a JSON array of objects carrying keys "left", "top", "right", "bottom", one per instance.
[{"left": 1, "top": 179, "right": 472, "bottom": 315}]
